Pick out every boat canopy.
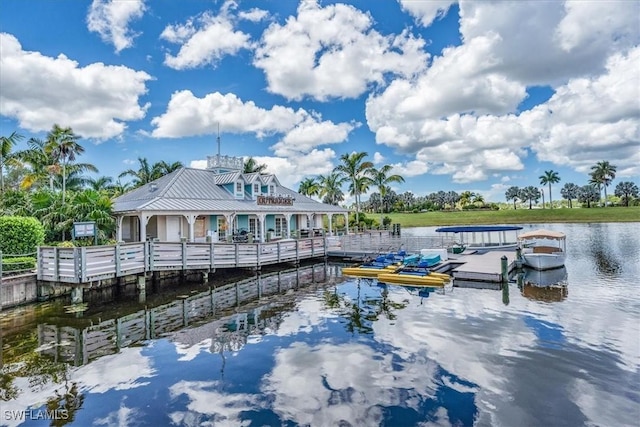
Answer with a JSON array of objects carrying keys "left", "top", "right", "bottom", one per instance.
[
  {"left": 517, "top": 229, "right": 566, "bottom": 240},
  {"left": 435, "top": 225, "right": 523, "bottom": 233}
]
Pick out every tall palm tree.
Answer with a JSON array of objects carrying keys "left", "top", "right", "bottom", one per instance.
[
  {"left": 539, "top": 170, "right": 560, "bottom": 208},
  {"left": 369, "top": 165, "right": 404, "bottom": 226},
  {"left": 119, "top": 157, "right": 156, "bottom": 187},
  {"left": 45, "top": 125, "right": 84, "bottom": 203},
  {"left": 505, "top": 186, "right": 520, "bottom": 209},
  {"left": 317, "top": 171, "right": 347, "bottom": 206},
  {"left": 0, "top": 131, "right": 23, "bottom": 192},
  {"left": 590, "top": 161, "right": 617, "bottom": 207},
  {"left": 298, "top": 177, "right": 320, "bottom": 198},
  {"left": 13, "top": 138, "right": 60, "bottom": 191},
  {"left": 473, "top": 193, "right": 485, "bottom": 207},
  {"left": 243, "top": 157, "right": 267, "bottom": 174},
  {"left": 459, "top": 191, "right": 475, "bottom": 208},
  {"left": 334, "top": 152, "right": 373, "bottom": 226}
]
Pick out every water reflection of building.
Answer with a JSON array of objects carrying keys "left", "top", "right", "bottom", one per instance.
[
  {"left": 519, "top": 267, "right": 569, "bottom": 303},
  {"left": 35, "top": 264, "right": 329, "bottom": 366}
]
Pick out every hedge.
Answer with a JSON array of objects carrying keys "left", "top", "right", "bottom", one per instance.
[
  {"left": 1, "top": 256, "right": 36, "bottom": 273},
  {"left": 0, "top": 216, "right": 45, "bottom": 255}
]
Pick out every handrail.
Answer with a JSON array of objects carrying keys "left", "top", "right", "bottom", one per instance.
[{"left": 37, "top": 237, "right": 328, "bottom": 284}]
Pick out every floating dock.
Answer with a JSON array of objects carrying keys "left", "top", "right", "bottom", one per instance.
[{"left": 334, "top": 246, "right": 516, "bottom": 284}]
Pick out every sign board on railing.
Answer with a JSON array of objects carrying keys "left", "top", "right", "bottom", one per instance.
[{"left": 73, "top": 221, "right": 97, "bottom": 245}]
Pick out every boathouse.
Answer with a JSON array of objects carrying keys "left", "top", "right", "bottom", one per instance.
[{"left": 112, "top": 154, "right": 349, "bottom": 243}]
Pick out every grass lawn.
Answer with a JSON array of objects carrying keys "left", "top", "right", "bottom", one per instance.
[{"left": 385, "top": 206, "right": 640, "bottom": 227}]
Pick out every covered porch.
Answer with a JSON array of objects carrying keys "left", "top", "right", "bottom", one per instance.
[{"left": 115, "top": 211, "right": 350, "bottom": 243}]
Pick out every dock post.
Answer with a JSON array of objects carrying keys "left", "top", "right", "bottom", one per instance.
[
  {"left": 500, "top": 255, "right": 508, "bottom": 283},
  {"left": 515, "top": 246, "right": 523, "bottom": 268},
  {"left": 71, "top": 287, "right": 83, "bottom": 304},
  {"left": 137, "top": 275, "right": 146, "bottom": 291}
]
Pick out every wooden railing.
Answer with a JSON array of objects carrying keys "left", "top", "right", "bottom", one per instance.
[{"left": 38, "top": 237, "right": 328, "bottom": 284}]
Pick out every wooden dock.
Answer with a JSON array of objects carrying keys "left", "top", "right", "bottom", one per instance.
[
  {"left": 447, "top": 250, "right": 516, "bottom": 283},
  {"left": 37, "top": 237, "right": 328, "bottom": 284}
]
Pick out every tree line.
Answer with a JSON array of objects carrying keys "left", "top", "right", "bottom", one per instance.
[{"left": 504, "top": 163, "right": 638, "bottom": 209}]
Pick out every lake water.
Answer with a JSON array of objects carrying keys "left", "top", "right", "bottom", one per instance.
[{"left": 1, "top": 223, "right": 639, "bottom": 426}]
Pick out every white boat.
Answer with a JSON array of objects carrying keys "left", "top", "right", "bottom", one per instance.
[
  {"left": 518, "top": 229, "right": 566, "bottom": 270},
  {"left": 435, "top": 225, "right": 523, "bottom": 252}
]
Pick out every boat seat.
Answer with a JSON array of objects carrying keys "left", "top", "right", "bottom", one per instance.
[{"left": 532, "top": 246, "right": 561, "bottom": 254}]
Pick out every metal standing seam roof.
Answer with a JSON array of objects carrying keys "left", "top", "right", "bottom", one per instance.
[{"left": 112, "top": 167, "right": 346, "bottom": 214}]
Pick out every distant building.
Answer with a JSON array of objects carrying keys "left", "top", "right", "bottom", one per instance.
[{"left": 112, "top": 154, "right": 348, "bottom": 243}]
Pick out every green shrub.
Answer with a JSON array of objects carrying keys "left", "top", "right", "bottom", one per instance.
[
  {"left": 0, "top": 216, "right": 45, "bottom": 256},
  {"left": 2, "top": 256, "right": 36, "bottom": 272},
  {"left": 57, "top": 241, "right": 75, "bottom": 248}
]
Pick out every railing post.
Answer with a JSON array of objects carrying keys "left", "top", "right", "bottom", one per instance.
[
  {"left": 80, "top": 247, "right": 87, "bottom": 283},
  {"left": 147, "top": 241, "right": 153, "bottom": 271},
  {"left": 74, "top": 247, "right": 82, "bottom": 283},
  {"left": 235, "top": 243, "right": 239, "bottom": 266},
  {"left": 115, "top": 244, "right": 121, "bottom": 277},
  {"left": 256, "top": 243, "right": 261, "bottom": 267},
  {"left": 209, "top": 242, "right": 215, "bottom": 270},
  {"left": 182, "top": 242, "right": 187, "bottom": 270},
  {"left": 277, "top": 241, "right": 281, "bottom": 263},
  {"left": 53, "top": 247, "right": 59, "bottom": 282}
]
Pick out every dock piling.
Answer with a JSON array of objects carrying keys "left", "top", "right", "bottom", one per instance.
[{"left": 501, "top": 255, "right": 508, "bottom": 283}]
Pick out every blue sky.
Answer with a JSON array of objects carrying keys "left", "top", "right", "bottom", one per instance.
[{"left": 1, "top": 0, "right": 638, "bottom": 202}]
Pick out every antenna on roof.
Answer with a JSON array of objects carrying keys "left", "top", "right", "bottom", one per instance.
[{"left": 216, "top": 123, "right": 221, "bottom": 157}]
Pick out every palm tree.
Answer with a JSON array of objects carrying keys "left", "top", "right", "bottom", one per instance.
[
  {"left": 334, "top": 152, "right": 373, "bottom": 228},
  {"left": 45, "top": 124, "right": 84, "bottom": 203},
  {"left": 13, "top": 138, "right": 61, "bottom": 191},
  {"left": 0, "top": 131, "right": 24, "bottom": 192},
  {"left": 560, "top": 183, "right": 579, "bottom": 208},
  {"left": 519, "top": 186, "right": 541, "bottom": 209},
  {"left": 539, "top": 170, "right": 560, "bottom": 209},
  {"left": 243, "top": 157, "right": 267, "bottom": 174},
  {"left": 459, "top": 191, "right": 475, "bottom": 208},
  {"left": 505, "top": 186, "right": 520, "bottom": 209},
  {"left": 614, "top": 181, "right": 639, "bottom": 207},
  {"left": 578, "top": 184, "right": 599, "bottom": 208},
  {"left": 472, "top": 193, "right": 485, "bottom": 207},
  {"left": 154, "top": 160, "right": 183, "bottom": 177},
  {"left": 317, "top": 171, "right": 347, "bottom": 205},
  {"left": 298, "top": 177, "right": 320, "bottom": 198},
  {"left": 590, "top": 161, "right": 617, "bottom": 207},
  {"left": 87, "top": 176, "right": 115, "bottom": 192},
  {"left": 119, "top": 157, "right": 156, "bottom": 187},
  {"left": 369, "top": 164, "right": 404, "bottom": 226}
]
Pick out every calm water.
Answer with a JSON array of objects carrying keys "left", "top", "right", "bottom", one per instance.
[{"left": 1, "top": 223, "right": 639, "bottom": 426}]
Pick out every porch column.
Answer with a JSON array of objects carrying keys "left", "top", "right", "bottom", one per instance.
[
  {"left": 257, "top": 213, "right": 266, "bottom": 242},
  {"left": 328, "top": 214, "right": 333, "bottom": 236},
  {"left": 186, "top": 214, "right": 197, "bottom": 242},
  {"left": 284, "top": 213, "right": 292, "bottom": 238},
  {"left": 116, "top": 215, "right": 124, "bottom": 242},
  {"left": 139, "top": 214, "right": 151, "bottom": 242},
  {"left": 344, "top": 213, "right": 349, "bottom": 234}
]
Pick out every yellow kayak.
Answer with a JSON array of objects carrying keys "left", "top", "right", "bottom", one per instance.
[{"left": 377, "top": 271, "right": 448, "bottom": 286}]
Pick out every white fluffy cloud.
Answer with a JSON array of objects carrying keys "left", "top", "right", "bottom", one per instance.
[
  {"left": 526, "top": 47, "right": 640, "bottom": 177},
  {"left": 398, "top": 0, "right": 457, "bottom": 27},
  {"left": 161, "top": 9, "right": 251, "bottom": 69},
  {"left": 366, "top": 1, "right": 639, "bottom": 183},
  {"left": 253, "top": 0, "right": 429, "bottom": 101},
  {"left": 0, "top": 33, "right": 151, "bottom": 139},
  {"left": 87, "top": 0, "right": 146, "bottom": 53},
  {"left": 238, "top": 8, "right": 269, "bottom": 22}
]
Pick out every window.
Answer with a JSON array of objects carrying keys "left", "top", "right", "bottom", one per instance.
[
  {"left": 217, "top": 218, "right": 227, "bottom": 241},
  {"left": 236, "top": 182, "right": 243, "bottom": 193},
  {"left": 253, "top": 183, "right": 259, "bottom": 195},
  {"left": 269, "top": 184, "right": 275, "bottom": 195}
]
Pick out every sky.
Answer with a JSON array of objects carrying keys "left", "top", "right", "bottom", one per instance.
[{"left": 1, "top": 0, "right": 639, "bottom": 203}]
